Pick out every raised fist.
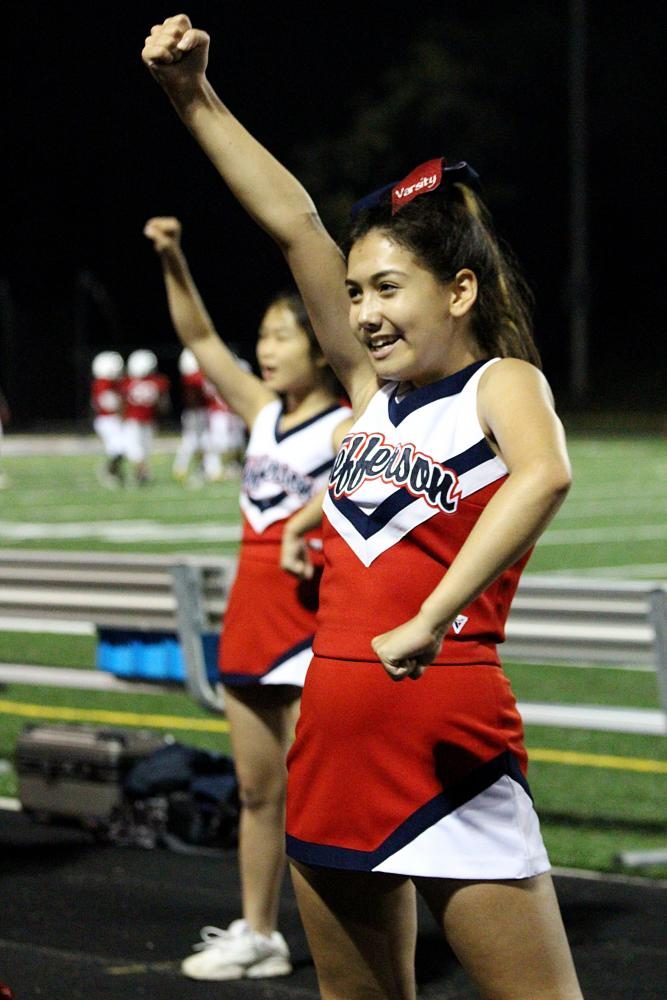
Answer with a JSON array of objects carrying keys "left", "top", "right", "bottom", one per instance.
[{"left": 143, "top": 216, "right": 182, "bottom": 252}]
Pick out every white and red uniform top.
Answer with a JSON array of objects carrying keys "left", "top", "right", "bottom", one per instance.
[
  {"left": 316, "top": 358, "right": 530, "bottom": 665},
  {"left": 91, "top": 378, "right": 123, "bottom": 418},
  {"left": 240, "top": 399, "right": 352, "bottom": 544},
  {"left": 122, "top": 374, "right": 170, "bottom": 424},
  {"left": 218, "top": 398, "right": 352, "bottom": 687}
]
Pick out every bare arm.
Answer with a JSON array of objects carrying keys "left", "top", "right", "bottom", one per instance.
[
  {"left": 279, "top": 489, "right": 329, "bottom": 581},
  {"left": 142, "top": 15, "right": 374, "bottom": 405},
  {"left": 372, "top": 360, "right": 572, "bottom": 680},
  {"left": 143, "top": 216, "right": 271, "bottom": 428}
]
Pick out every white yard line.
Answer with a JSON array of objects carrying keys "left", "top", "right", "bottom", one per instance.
[
  {"left": 6, "top": 499, "right": 240, "bottom": 519},
  {"left": 7, "top": 499, "right": 240, "bottom": 517},
  {"left": 0, "top": 521, "right": 241, "bottom": 543},
  {"left": 3, "top": 435, "right": 180, "bottom": 456},
  {"left": 547, "top": 563, "right": 667, "bottom": 579},
  {"left": 556, "top": 497, "right": 667, "bottom": 518},
  {"left": 0, "top": 521, "right": 663, "bottom": 549},
  {"left": 561, "top": 488, "right": 667, "bottom": 503},
  {"left": 538, "top": 524, "right": 667, "bottom": 546}
]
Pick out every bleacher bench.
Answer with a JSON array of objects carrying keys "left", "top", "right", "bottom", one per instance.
[
  {"left": 0, "top": 549, "right": 232, "bottom": 631},
  {"left": 0, "top": 549, "right": 236, "bottom": 709},
  {"left": 0, "top": 550, "right": 665, "bottom": 732},
  {"left": 505, "top": 576, "right": 667, "bottom": 736}
]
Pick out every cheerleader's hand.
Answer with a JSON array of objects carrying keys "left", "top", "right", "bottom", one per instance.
[
  {"left": 143, "top": 216, "right": 182, "bottom": 253},
  {"left": 371, "top": 611, "right": 449, "bottom": 682},
  {"left": 142, "top": 14, "right": 210, "bottom": 94},
  {"left": 280, "top": 531, "right": 315, "bottom": 581}
]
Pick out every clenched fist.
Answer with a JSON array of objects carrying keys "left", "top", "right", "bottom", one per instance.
[
  {"left": 143, "top": 216, "right": 182, "bottom": 253},
  {"left": 371, "top": 610, "right": 448, "bottom": 682},
  {"left": 142, "top": 14, "right": 210, "bottom": 95}
]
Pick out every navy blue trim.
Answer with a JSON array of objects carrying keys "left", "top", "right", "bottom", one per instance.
[
  {"left": 221, "top": 672, "right": 270, "bottom": 687},
  {"left": 221, "top": 636, "right": 314, "bottom": 686},
  {"left": 249, "top": 490, "right": 288, "bottom": 514},
  {"left": 388, "top": 360, "right": 488, "bottom": 427},
  {"left": 446, "top": 437, "right": 496, "bottom": 476},
  {"left": 274, "top": 403, "right": 343, "bottom": 443},
  {"left": 328, "top": 436, "right": 496, "bottom": 539},
  {"left": 287, "top": 751, "right": 530, "bottom": 871},
  {"left": 268, "top": 636, "right": 313, "bottom": 673},
  {"left": 330, "top": 491, "right": 413, "bottom": 540}
]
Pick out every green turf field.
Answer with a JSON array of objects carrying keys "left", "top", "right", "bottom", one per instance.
[{"left": 0, "top": 432, "right": 665, "bottom": 877}]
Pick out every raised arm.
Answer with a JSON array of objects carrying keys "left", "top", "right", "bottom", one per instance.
[
  {"left": 142, "top": 15, "right": 374, "bottom": 405},
  {"left": 143, "top": 215, "right": 271, "bottom": 428}
]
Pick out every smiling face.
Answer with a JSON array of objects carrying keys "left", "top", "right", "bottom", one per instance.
[
  {"left": 345, "top": 230, "right": 480, "bottom": 387},
  {"left": 255, "top": 301, "right": 319, "bottom": 396}
]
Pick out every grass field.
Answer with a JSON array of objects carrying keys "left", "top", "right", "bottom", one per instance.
[{"left": 0, "top": 431, "right": 666, "bottom": 878}]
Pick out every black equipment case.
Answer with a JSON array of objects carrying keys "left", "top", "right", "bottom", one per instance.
[{"left": 14, "top": 723, "right": 168, "bottom": 830}]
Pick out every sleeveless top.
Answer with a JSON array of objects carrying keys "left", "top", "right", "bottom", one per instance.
[
  {"left": 315, "top": 359, "right": 531, "bottom": 664},
  {"left": 240, "top": 399, "right": 353, "bottom": 549}
]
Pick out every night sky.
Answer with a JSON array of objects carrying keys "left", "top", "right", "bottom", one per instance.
[{"left": 3, "top": 1, "right": 664, "bottom": 424}]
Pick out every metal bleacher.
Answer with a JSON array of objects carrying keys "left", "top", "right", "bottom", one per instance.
[{"left": 0, "top": 550, "right": 665, "bottom": 733}]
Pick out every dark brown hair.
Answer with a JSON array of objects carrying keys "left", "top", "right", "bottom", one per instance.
[{"left": 345, "top": 183, "right": 541, "bottom": 368}]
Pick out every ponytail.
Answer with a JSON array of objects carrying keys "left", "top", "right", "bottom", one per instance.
[{"left": 455, "top": 185, "right": 540, "bottom": 367}]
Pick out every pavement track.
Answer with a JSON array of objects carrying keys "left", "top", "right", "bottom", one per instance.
[{"left": 0, "top": 806, "right": 666, "bottom": 999}]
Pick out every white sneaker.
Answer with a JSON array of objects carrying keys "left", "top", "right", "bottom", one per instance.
[{"left": 181, "top": 919, "right": 292, "bottom": 980}]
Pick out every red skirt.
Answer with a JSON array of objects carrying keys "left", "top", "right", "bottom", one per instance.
[
  {"left": 286, "top": 656, "right": 549, "bottom": 879},
  {"left": 218, "top": 541, "right": 321, "bottom": 687}
]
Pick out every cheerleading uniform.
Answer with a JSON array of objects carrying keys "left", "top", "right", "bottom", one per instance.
[
  {"left": 218, "top": 398, "right": 352, "bottom": 688},
  {"left": 286, "top": 359, "right": 550, "bottom": 879}
]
